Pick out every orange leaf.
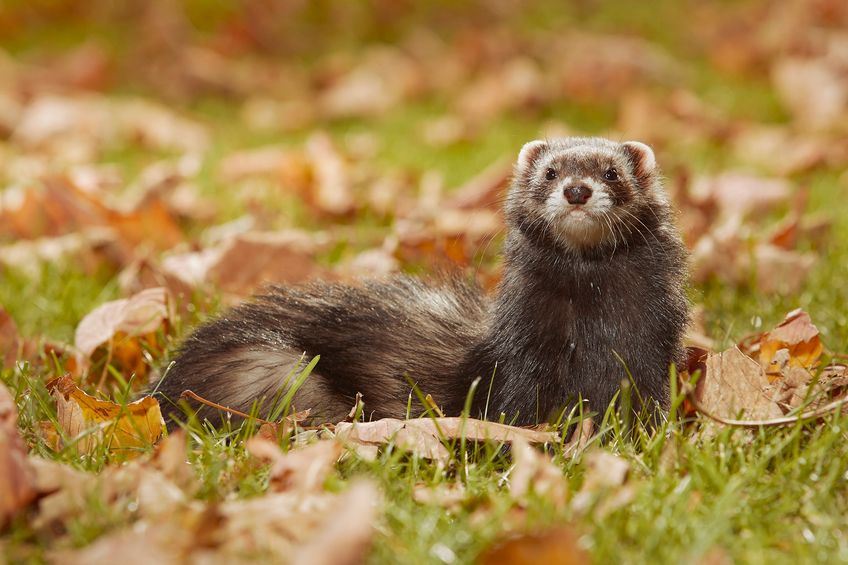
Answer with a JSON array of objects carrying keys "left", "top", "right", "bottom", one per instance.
[
  {"left": 46, "top": 375, "right": 164, "bottom": 457},
  {"left": 758, "top": 309, "right": 823, "bottom": 375},
  {"left": 478, "top": 526, "right": 590, "bottom": 565}
]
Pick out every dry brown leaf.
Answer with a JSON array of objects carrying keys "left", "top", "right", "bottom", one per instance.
[
  {"left": 246, "top": 437, "right": 342, "bottom": 494},
  {"left": 772, "top": 57, "right": 848, "bottom": 132},
  {"left": 29, "top": 446, "right": 194, "bottom": 532},
  {"left": 319, "top": 47, "right": 420, "bottom": 119},
  {"left": 304, "top": 132, "right": 356, "bottom": 216},
  {"left": 289, "top": 480, "right": 381, "bottom": 565},
  {"left": 733, "top": 125, "right": 830, "bottom": 176},
  {"left": 690, "top": 173, "right": 792, "bottom": 218},
  {"left": 117, "top": 256, "right": 201, "bottom": 307},
  {"left": 572, "top": 450, "right": 635, "bottom": 518},
  {"left": 752, "top": 244, "right": 817, "bottom": 295},
  {"left": 28, "top": 456, "right": 92, "bottom": 497},
  {"left": 337, "top": 245, "right": 400, "bottom": 279},
  {"left": 0, "top": 229, "right": 121, "bottom": 278},
  {"left": 335, "top": 417, "right": 558, "bottom": 462},
  {"left": 0, "top": 175, "right": 183, "bottom": 262},
  {"left": 75, "top": 287, "right": 171, "bottom": 359},
  {"left": 205, "top": 230, "right": 332, "bottom": 297},
  {"left": 413, "top": 481, "right": 467, "bottom": 510},
  {"left": 50, "top": 521, "right": 185, "bottom": 565},
  {"left": 562, "top": 418, "right": 595, "bottom": 457},
  {"left": 117, "top": 99, "right": 209, "bottom": 154},
  {"left": 455, "top": 57, "right": 547, "bottom": 123},
  {"left": 212, "top": 478, "right": 380, "bottom": 560},
  {"left": 477, "top": 526, "right": 590, "bottom": 565},
  {"left": 0, "top": 307, "right": 20, "bottom": 369},
  {"left": 0, "top": 383, "right": 37, "bottom": 528},
  {"left": 445, "top": 157, "right": 512, "bottom": 210},
  {"left": 335, "top": 418, "right": 449, "bottom": 462},
  {"left": 697, "top": 347, "right": 783, "bottom": 421},
  {"left": 74, "top": 287, "right": 171, "bottom": 386},
  {"left": 580, "top": 451, "right": 630, "bottom": 492},
  {"left": 758, "top": 309, "right": 823, "bottom": 375},
  {"left": 509, "top": 437, "right": 567, "bottom": 509},
  {"left": 422, "top": 115, "right": 478, "bottom": 146},
  {"left": 552, "top": 32, "right": 679, "bottom": 103},
  {"left": 241, "top": 96, "right": 316, "bottom": 133},
  {"left": 219, "top": 145, "right": 311, "bottom": 185},
  {"left": 47, "top": 375, "right": 164, "bottom": 456},
  {"left": 149, "top": 430, "right": 196, "bottom": 494}
]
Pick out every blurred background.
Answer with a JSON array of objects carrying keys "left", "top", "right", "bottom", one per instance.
[{"left": 1, "top": 0, "right": 847, "bottom": 347}]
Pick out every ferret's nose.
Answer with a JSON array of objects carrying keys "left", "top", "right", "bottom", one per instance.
[{"left": 564, "top": 185, "right": 592, "bottom": 205}]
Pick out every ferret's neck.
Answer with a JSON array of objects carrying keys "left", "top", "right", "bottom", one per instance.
[{"left": 497, "top": 230, "right": 593, "bottom": 297}]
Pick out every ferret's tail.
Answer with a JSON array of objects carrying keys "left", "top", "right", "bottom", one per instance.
[{"left": 151, "top": 276, "right": 487, "bottom": 428}]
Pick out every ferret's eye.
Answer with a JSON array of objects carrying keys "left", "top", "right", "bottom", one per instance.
[
  {"left": 603, "top": 168, "right": 619, "bottom": 182},
  {"left": 545, "top": 168, "right": 557, "bottom": 180}
]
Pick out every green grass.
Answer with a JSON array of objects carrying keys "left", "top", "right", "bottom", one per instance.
[{"left": 4, "top": 1, "right": 848, "bottom": 562}]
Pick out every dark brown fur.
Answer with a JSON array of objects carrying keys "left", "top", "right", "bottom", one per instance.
[{"left": 152, "top": 137, "right": 689, "bottom": 428}]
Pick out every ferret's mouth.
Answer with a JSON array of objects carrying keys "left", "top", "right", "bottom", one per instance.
[
  {"left": 562, "top": 207, "right": 599, "bottom": 222},
  {"left": 550, "top": 208, "right": 611, "bottom": 248}
]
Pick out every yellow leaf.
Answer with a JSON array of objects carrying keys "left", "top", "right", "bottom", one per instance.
[
  {"left": 759, "top": 309, "right": 823, "bottom": 376},
  {"left": 47, "top": 375, "right": 164, "bottom": 458}
]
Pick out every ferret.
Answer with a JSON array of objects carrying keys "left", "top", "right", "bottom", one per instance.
[{"left": 152, "top": 137, "right": 689, "bottom": 428}]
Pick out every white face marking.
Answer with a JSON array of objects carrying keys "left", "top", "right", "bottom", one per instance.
[{"left": 541, "top": 175, "right": 614, "bottom": 249}]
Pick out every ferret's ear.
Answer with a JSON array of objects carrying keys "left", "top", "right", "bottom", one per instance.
[
  {"left": 516, "top": 140, "right": 547, "bottom": 172},
  {"left": 622, "top": 141, "right": 657, "bottom": 181}
]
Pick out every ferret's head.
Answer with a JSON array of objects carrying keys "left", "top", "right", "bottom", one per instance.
[{"left": 507, "top": 137, "right": 668, "bottom": 254}]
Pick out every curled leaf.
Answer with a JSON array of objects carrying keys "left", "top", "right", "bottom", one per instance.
[
  {"left": 758, "top": 309, "right": 823, "bottom": 375},
  {"left": 47, "top": 375, "right": 164, "bottom": 457}
]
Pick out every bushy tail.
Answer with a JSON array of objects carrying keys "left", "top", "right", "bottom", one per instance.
[{"left": 151, "top": 276, "right": 487, "bottom": 428}]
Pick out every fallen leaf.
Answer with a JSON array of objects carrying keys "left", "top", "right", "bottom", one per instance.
[
  {"left": 562, "top": 418, "right": 595, "bottom": 457},
  {"left": 218, "top": 145, "right": 310, "bottom": 184},
  {"left": 335, "top": 418, "right": 449, "bottom": 462},
  {"left": 0, "top": 229, "right": 121, "bottom": 278},
  {"left": 445, "top": 157, "right": 512, "bottom": 210},
  {"left": 690, "top": 173, "right": 792, "bottom": 218},
  {"left": 551, "top": 32, "right": 679, "bottom": 103},
  {"left": 74, "top": 287, "right": 171, "bottom": 387},
  {"left": 752, "top": 244, "right": 817, "bottom": 295},
  {"left": 477, "top": 526, "right": 590, "bottom": 565},
  {"left": 75, "top": 287, "right": 171, "bottom": 359},
  {"left": 0, "top": 307, "right": 20, "bottom": 368},
  {"left": 509, "top": 437, "right": 568, "bottom": 509},
  {"left": 47, "top": 375, "right": 164, "bottom": 457},
  {"left": 290, "top": 480, "right": 381, "bottom": 565},
  {"left": 246, "top": 438, "right": 342, "bottom": 494},
  {"left": 149, "top": 430, "right": 196, "bottom": 494},
  {"left": 50, "top": 521, "right": 185, "bottom": 565},
  {"left": 205, "top": 230, "right": 332, "bottom": 296},
  {"left": 334, "top": 417, "right": 559, "bottom": 462},
  {"left": 580, "top": 451, "right": 630, "bottom": 492},
  {"left": 304, "top": 132, "right": 356, "bottom": 216},
  {"left": 758, "top": 309, "right": 823, "bottom": 375},
  {"left": 456, "top": 57, "right": 547, "bottom": 123},
  {"left": 772, "top": 57, "right": 848, "bottom": 132},
  {"left": 413, "top": 481, "right": 467, "bottom": 510},
  {"left": 319, "top": 47, "right": 420, "bottom": 119},
  {"left": 572, "top": 450, "right": 635, "bottom": 518},
  {"left": 0, "top": 383, "right": 37, "bottom": 528},
  {"left": 732, "top": 125, "right": 829, "bottom": 175},
  {"left": 697, "top": 347, "right": 783, "bottom": 421}
]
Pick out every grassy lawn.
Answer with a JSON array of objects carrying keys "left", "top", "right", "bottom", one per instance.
[{"left": 3, "top": 2, "right": 848, "bottom": 563}]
